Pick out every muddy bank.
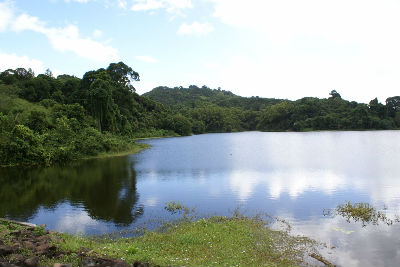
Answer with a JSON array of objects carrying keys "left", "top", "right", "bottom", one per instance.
[{"left": 0, "top": 219, "right": 154, "bottom": 267}]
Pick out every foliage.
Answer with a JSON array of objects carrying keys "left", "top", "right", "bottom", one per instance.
[
  {"left": 328, "top": 202, "right": 399, "bottom": 227},
  {"left": 145, "top": 86, "right": 400, "bottom": 133},
  {"left": 1, "top": 63, "right": 399, "bottom": 166}
]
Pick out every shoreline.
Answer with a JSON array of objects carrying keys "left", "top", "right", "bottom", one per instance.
[
  {"left": 0, "top": 215, "right": 334, "bottom": 267},
  {"left": 2, "top": 129, "right": 399, "bottom": 169},
  {"left": 81, "top": 142, "right": 151, "bottom": 160},
  {"left": 0, "top": 142, "right": 151, "bottom": 169}
]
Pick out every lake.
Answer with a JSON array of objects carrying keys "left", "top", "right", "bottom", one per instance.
[{"left": 1, "top": 131, "right": 400, "bottom": 266}]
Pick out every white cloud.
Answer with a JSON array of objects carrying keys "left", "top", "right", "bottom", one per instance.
[
  {"left": 0, "top": 51, "right": 45, "bottom": 74},
  {"left": 209, "top": 0, "right": 400, "bottom": 42},
  {"left": 117, "top": 0, "right": 128, "bottom": 9},
  {"left": 197, "top": 0, "right": 400, "bottom": 102},
  {"left": 178, "top": 21, "right": 214, "bottom": 36},
  {"left": 45, "top": 25, "right": 119, "bottom": 62},
  {"left": 12, "top": 13, "right": 45, "bottom": 32},
  {"left": 0, "top": 0, "right": 14, "bottom": 32},
  {"left": 132, "top": 0, "right": 163, "bottom": 11},
  {"left": 131, "top": 0, "right": 192, "bottom": 13},
  {"left": 10, "top": 12, "right": 118, "bottom": 62},
  {"left": 135, "top": 55, "right": 158, "bottom": 63},
  {"left": 92, "top": 29, "right": 103, "bottom": 38}
]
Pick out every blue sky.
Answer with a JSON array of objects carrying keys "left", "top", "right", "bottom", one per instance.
[{"left": 1, "top": 0, "right": 400, "bottom": 103}]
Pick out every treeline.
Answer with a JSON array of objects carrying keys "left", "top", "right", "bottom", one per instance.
[
  {"left": 1, "top": 62, "right": 399, "bottom": 166},
  {"left": 144, "top": 86, "right": 400, "bottom": 132},
  {"left": 0, "top": 63, "right": 192, "bottom": 166}
]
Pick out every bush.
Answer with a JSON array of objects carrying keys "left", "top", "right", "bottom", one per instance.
[
  {"left": 192, "top": 120, "right": 205, "bottom": 134},
  {"left": 1, "top": 125, "right": 45, "bottom": 165}
]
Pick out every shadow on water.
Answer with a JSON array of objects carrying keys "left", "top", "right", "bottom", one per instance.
[{"left": 0, "top": 156, "right": 143, "bottom": 226}]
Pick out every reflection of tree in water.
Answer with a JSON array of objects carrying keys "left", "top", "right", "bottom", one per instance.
[{"left": 0, "top": 156, "right": 143, "bottom": 225}]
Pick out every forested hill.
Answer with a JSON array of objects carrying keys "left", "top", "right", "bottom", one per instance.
[
  {"left": 0, "top": 62, "right": 193, "bottom": 167},
  {"left": 1, "top": 62, "right": 400, "bottom": 167},
  {"left": 143, "top": 85, "right": 282, "bottom": 110},
  {"left": 144, "top": 86, "right": 400, "bottom": 132}
]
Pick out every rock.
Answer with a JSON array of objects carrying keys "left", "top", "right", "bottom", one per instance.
[
  {"left": 0, "top": 262, "right": 13, "bottom": 267},
  {"left": 24, "top": 257, "right": 38, "bottom": 267},
  {"left": 0, "top": 245, "right": 13, "bottom": 256},
  {"left": 81, "top": 257, "right": 130, "bottom": 267},
  {"left": 36, "top": 235, "right": 48, "bottom": 242},
  {"left": 9, "top": 253, "right": 25, "bottom": 264},
  {"left": 133, "top": 261, "right": 149, "bottom": 267},
  {"left": 53, "top": 263, "right": 72, "bottom": 267},
  {"left": 22, "top": 241, "right": 35, "bottom": 250},
  {"left": 11, "top": 243, "right": 21, "bottom": 251},
  {"left": 9, "top": 230, "right": 21, "bottom": 236},
  {"left": 36, "top": 243, "right": 56, "bottom": 255},
  {"left": 80, "top": 260, "right": 96, "bottom": 267}
]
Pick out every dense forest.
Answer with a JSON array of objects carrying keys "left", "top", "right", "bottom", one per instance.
[
  {"left": 1, "top": 62, "right": 399, "bottom": 167},
  {"left": 145, "top": 86, "right": 400, "bottom": 132}
]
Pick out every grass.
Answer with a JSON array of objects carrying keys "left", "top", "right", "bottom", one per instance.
[
  {"left": 1, "top": 209, "right": 328, "bottom": 267},
  {"left": 82, "top": 142, "right": 150, "bottom": 160},
  {"left": 127, "top": 216, "right": 316, "bottom": 266},
  {"left": 0, "top": 219, "right": 25, "bottom": 243},
  {"left": 48, "top": 214, "right": 321, "bottom": 267}
]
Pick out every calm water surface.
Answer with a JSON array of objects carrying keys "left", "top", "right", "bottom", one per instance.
[{"left": 1, "top": 131, "right": 400, "bottom": 266}]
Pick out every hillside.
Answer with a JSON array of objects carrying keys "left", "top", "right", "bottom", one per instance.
[
  {"left": 0, "top": 63, "right": 192, "bottom": 167},
  {"left": 143, "top": 85, "right": 282, "bottom": 110},
  {"left": 144, "top": 86, "right": 400, "bottom": 132}
]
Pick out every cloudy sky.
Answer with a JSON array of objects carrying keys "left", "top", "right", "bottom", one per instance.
[{"left": 1, "top": 0, "right": 399, "bottom": 103}]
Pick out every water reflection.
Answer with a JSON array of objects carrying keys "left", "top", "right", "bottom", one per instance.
[
  {"left": 1, "top": 131, "right": 400, "bottom": 266},
  {"left": 136, "top": 131, "right": 400, "bottom": 210},
  {"left": 0, "top": 156, "right": 143, "bottom": 233},
  {"left": 287, "top": 215, "right": 400, "bottom": 267}
]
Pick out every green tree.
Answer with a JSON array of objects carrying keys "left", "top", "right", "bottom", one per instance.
[
  {"left": 386, "top": 96, "right": 400, "bottom": 117},
  {"left": 257, "top": 102, "right": 294, "bottom": 130},
  {"left": 106, "top": 62, "right": 140, "bottom": 92},
  {"left": 329, "top": 90, "right": 341, "bottom": 99},
  {"left": 88, "top": 78, "right": 116, "bottom": 132},
  {"left": 2, "top": 125, "right": 44, "bottom": 165}
]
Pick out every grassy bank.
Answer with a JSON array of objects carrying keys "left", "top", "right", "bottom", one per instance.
[
  {"left": 82, "top": 142, "right": 150, "bottom": 160},
  {"left": 0, "top": 214, "right": 330, "bottom": 267}
]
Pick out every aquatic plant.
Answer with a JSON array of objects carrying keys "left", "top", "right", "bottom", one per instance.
[{"left": 332, "top": 202, "right": 398, "bottom": 227}]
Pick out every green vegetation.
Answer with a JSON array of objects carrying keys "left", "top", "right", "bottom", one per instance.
[
  {"left": 145, "top": 87, "right": 400, "bottom": 132},
  {"left": 0, "top": 64, "right": 184, "bottom": 167},
  {"left": 0, "top": 214, "right": 327, "bottom": 267},
  {"left": 1, "top": 63, "right": 399, "bottom": 167},
  {"left": 327, "top": 202, "right": 400, "bottom": 227}
]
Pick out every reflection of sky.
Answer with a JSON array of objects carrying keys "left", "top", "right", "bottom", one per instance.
[
  {"left": 136, "top": 131, "right": 400, "bottom": 211},
  {"left": 286, "top": 215, "right": 400, "bottom": 267},
  {"left": 29, "top": 202, "right": 109, "bottom": 234},
  {"left": 133, "top": 131, "right": 400, "bottom": 267}
]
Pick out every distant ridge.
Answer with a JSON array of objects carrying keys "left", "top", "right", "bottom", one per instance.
[{"left": 143, "top": 85, "right": 283, "bottom": 110}]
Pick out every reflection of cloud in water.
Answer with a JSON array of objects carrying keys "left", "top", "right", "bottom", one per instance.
[
  {"left": 273, "top": 211, "right": 400, "bottom": 267},
  {"left": 143, "top": 197, "right": 158, "bottom": 207},
  {"left": 55, "top": 209, "right": 105, "bottom": 234},
  {"left": 226, "top": 131, "right": 400, "bottom": 206},
  {"left": 229, "top": 169, "right": 346, "bottom": 202}
]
